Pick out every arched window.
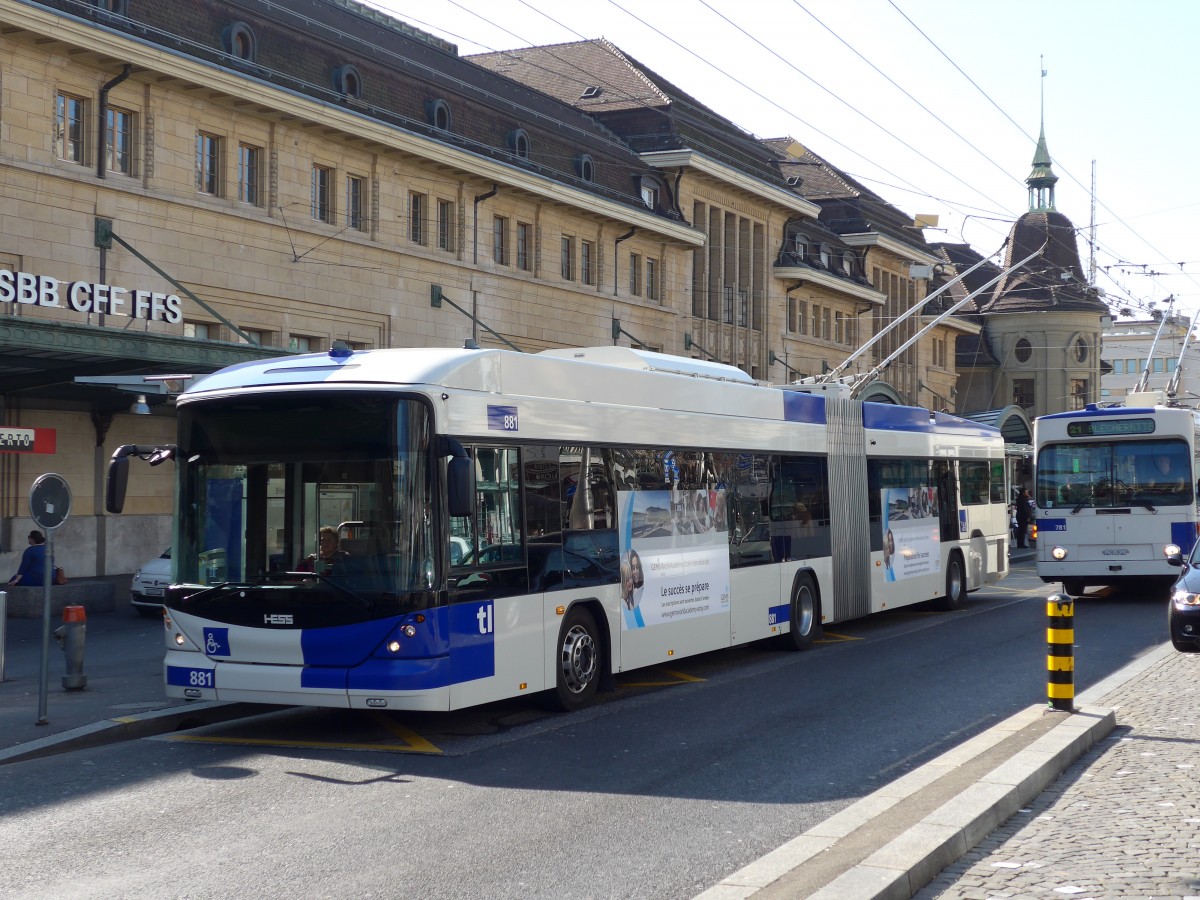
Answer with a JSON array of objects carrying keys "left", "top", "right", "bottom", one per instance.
[
  {"left": 223, "top": 22, "right": 257, "bottom": 62},
  {"left": 1014, "top": 337, "right": 1033, "bottom": 363},
  {"left": 426, "top": 99, "right": 452, "bottom": 131},
  {"left": 507, "top": 128, "right": 531, "bottom": 160},
  {"left": 574, "top": 154, "right": 594, "bottom": 183},
  {"left": 333, "top": 65, "right": 363, "bottom": 100},
  {"left": 1072, "top": 336, "right": 1089, "bottom": 363}
]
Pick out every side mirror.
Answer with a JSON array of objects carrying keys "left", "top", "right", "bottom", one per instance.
[
  {"left": 1165, "top": 543, "right": 1185, "bottom": 567},
  {"left": 106, "top": 448, "right": 132, "bottom": 514},
  {"left": 447, "top": 456, "right": 473, "bottom": 518}
]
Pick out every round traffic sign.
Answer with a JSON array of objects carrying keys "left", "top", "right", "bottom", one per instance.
[{"left": 29, "top": 473, "right": 72, "bottom": 530}]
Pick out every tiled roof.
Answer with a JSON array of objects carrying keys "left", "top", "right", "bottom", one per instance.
[
  {"left": 470, "top": 40, "right": 788, "bottom": 186},
  {"left": 983, "top": 211, "right": 1109, "bottom": 314}
]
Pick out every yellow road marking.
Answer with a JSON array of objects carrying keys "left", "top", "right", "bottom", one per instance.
[
  {"left": 620, "top": 667, "right": 706, "bottom": 687},
  {"left": 167, "top": 733, "right": 443, "bottom": 754},
  {"left": 817, "top": 631, "right": 860, "bottom": 642}
]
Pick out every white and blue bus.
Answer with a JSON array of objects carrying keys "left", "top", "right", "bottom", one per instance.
[
  {"left": 1034, "top": 392, "right": 1200, "bottom": 596},
  {"left": 108, "top": 345, "right": 1010, "bottom": 712}
]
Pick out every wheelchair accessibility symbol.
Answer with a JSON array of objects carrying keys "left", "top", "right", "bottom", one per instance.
[{"left": 203, "top": 627, "right": 230, "bottom": 657}]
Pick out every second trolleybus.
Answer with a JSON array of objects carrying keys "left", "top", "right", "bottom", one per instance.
[
  {"left": 1034, "top": 390, "right": 1200, "bottom": 595},
  {"left": 108, "top": 344, "right": 1011, "bottom": 712}
]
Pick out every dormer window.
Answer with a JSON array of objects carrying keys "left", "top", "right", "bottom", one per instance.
[
  {"left": 223, "top": 22, "right": 257, "bottom": 62},
  {"left": 819, "top": 243, "right": 832, "bottom": 268},
  {"left": 575, "top": 154, "right": 595, "bottom": 183},
  {"left": 785, "top": 175, "right": 801, "bottom": 186},
  {"left": 92, "top": 0, "right": 128, "bottom": 13},
  {"left": 841, "top": 249, "right": 855, "bottom": 274},
  {"left": 792, "top": 236, "right": 807, "bottom": 259},
  {"left": 334, "top": 65, "right": 363, "bottom": 100},
  {"left": 507, "top": 128, "right": 531, "bottom": 160},
  {"left": 580, "top": 86, "right": 602, "bottom": 100},
  {"left": 426, "top": 98, "right": 452, "bottom": 131}
]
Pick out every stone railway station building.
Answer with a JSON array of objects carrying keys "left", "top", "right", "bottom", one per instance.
[{"left": 0, "top": 0, "right": 1105, "bottom": 578}]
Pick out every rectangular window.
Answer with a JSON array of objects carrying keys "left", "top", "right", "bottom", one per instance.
[
  {"left": 516, "top": 222, "right": 531, "bottom": 271},
  {"left": 737, "top": 290, "right": 748, "bottom": 327},
  {"left": 835, "top": 312, "right": 845, "bottom": 345},
  {"left": 56, "top": 93, "right": 86, "bottom": 164},
  {"left": 797, "top": 301, "right": 808, "bottom": 335},
  {"left": 196, "top": 132, "right": 221, "bottom": 195},
  {"left": 629, "top": 253, "right": 642, "bottom": 296},
  {"left": 493, "top": 215, "right": 508, "bottom": 265},
  {"left": 238, "top": 329, "right": 268, "bottom": 347},
  {"left": 822, "top": 307, "right": 832, "bottom": 341},
  {"left": 787, "top": 297, "right": 796, "bottom": 333},
  {"left": 345, "top": 175, "right": 364, "bottom": 231},
  {"left": 237, "top": 144, "right": 261, "bottom": 205},
  {"left": 1013, "top": 378, "right": 1034, "bottom": 410},
  {"left": 1070, "top": 378, "right": 1088, "bottom": 410},
  {"left": 581, "top": 240, "right": 595, "bottom": 286},
  {"left": 959, "top": 460, "right": 990, "bottom": 506},
  {"left": 409, "top": 192, "right": 426, "bottom": 245},
  {"left": 811, "top": 304, "right": 820, "bottom": 337},
  {"left": 311, "top": 164, "right": 333, "bottom": 223},
  {"left": 1152, "top": 358, "right": 1165, "bottom": 374},
  {"left": 183, "top": 321, "right": 212, "bottom": 340},
  {"left": 560, "top": 236, "right": 575, "bottom": 281},
  {"left": 437, "top": 199, "right": 455, "bottom": 251},
  {"left": 1111, "top": 359, "right": 1123, "bottom": 374},
  {"left": 106, "top": 106, "right": 133, "bottom": 175},
  {"left": 289, "top": 335, "right": 313, "bottom": 352}
]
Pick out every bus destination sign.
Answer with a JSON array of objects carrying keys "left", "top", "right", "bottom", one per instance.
[{"left": 1066, "top": 418, "right": 1155, "bottom": 437}]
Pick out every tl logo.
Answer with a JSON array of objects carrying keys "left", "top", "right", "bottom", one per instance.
[{"left": 476, "top": 603, "right": 494, "bottom": 635}]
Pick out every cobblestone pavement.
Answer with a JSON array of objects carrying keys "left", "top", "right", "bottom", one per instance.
[{"left": 917, "top": 650, "right": 1200, "bottom": 900}]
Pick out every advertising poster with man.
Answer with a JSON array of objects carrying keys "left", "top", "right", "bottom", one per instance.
[
  {"left": 881, "top": 486, "right": 940, "bottom": 582},
  {"left": 617, "top": 488, "right": 731, "bottom": 630}
]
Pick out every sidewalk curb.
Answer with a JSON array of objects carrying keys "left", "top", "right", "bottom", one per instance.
[
  {"left": 0, "top": 701, "right": 267, "bottom": 766},
  {"left": 806, "top": 705, "right": 1115, "bottom": 900},
  {"left": 698, "top": 643, "right": 1176, "bottom": 900}
]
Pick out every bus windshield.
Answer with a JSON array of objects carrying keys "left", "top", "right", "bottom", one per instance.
[
  {"left": 1036, "top": 438, "right": 1193, "bottom": 510},
  {"left": 174, "top": 392, "right": 435, "bottom": 619}
]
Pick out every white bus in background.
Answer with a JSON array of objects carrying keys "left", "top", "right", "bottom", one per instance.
[
  {"left": 1034, "top": 391, "right": 1200, "bottom": 596},
  {"left": 107, "top": 345, "right": 1010, "bottom": 713}
]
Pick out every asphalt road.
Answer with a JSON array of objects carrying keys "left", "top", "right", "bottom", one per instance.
[{"left": 0, "top": 561, "right": 1168, "bottom": 899}]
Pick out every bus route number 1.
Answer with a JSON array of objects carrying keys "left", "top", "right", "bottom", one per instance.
[{"left": 488, "top": 405, "right": 518, "bottom": 432}]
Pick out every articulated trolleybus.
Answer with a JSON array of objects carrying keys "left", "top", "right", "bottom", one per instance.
[
  {"left": 108, "top": 345, "right": 1009, "bottom": 713},
  {"left": 1035, "top": 390, "right": 1200, "bottom": 596}
]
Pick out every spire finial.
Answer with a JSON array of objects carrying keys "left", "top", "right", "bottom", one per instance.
[{"left": 1027, "top": 58, "right": 1057, "bottom": 211}]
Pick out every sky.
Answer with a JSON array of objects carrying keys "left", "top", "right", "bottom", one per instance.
[{"left": 360, "top": 0, "right": 1200, "bottom": 322}]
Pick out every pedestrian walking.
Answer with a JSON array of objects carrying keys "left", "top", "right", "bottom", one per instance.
[{"left": 1015, "top": 488, "right": 1033, "bottom": 548}]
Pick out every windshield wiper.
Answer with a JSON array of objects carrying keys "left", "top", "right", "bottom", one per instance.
[{"left": 277, "top": 571, "right": 373, "bottom": 611}]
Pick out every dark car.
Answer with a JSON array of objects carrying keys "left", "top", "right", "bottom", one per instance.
[{"left": 1164, "top": 542, "right": 1200, "bottom": 651}]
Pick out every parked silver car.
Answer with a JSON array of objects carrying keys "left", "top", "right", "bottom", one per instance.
[{"left": 130, "top": 547, "right": 171, "bottom": 618}]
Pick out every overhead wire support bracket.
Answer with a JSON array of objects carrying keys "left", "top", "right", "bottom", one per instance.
[{"left": 429, "top": 285, "right": 523, "bottom": 353}]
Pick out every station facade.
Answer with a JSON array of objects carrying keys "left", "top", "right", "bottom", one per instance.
[{"left": 0, "top": 0, "right": 1060, "bottom": 578}]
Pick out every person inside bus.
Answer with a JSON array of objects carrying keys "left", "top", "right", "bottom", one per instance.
[
  {"left": 1153, "top": 453, "right": 1188, "bottom": 495},
  {"left": 6, "top": 530, "right": 47, "bottom": 586},
  {"left": 296, "top": 526, "right": 350, "bottom": 574}
]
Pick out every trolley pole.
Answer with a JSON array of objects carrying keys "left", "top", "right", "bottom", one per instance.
[{"left": 1046, "top": 593, "right": 1075, "bottom": 712}]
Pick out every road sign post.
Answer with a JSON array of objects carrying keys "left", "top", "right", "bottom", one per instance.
[{"left": 30, "top": 473, "right": 71, "bottom": 725}]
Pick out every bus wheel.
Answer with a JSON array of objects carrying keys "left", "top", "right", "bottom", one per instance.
[
  {"left": 1062, "top": 580, "right": 1085, "bottom": 597},
  {"left": 937, "top": 552, "right": 965, "bottom": 611},
  {"left": 551, "top": 605, "right": 601, "bottom": 712},
  {"left": 785, "top": 574, "right": 822, "bottom": 651}
]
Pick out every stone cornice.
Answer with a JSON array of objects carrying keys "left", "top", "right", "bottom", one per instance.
[
  {"left": 640, "top": 150, "right": 821, "bottom": 219},
  {"left": 772, "top": 267, "right": 886, "bottom": 305},
  {"left": 840, "top": 233, "right": 941, "bottom": 265}
]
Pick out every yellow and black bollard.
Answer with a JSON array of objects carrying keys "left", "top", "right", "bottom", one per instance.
[{"left": 1046, "top": 593, "right": 1074, "bottom": 712}]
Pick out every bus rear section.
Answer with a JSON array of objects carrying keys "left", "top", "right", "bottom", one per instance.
[{"left": 1034, "top": 404, "right": 1200, "bottom": 595}]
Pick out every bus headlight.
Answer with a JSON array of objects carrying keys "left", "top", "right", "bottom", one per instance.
[
  {"left": 1051, "top": 546, "right": 1068, "bottom": 560},
  {"left": 1164, "top": 544, "right": 1182, "bottom": 559},
  {"left": 1172, "top": 589, "right": 1200, "bottom": 607}
]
